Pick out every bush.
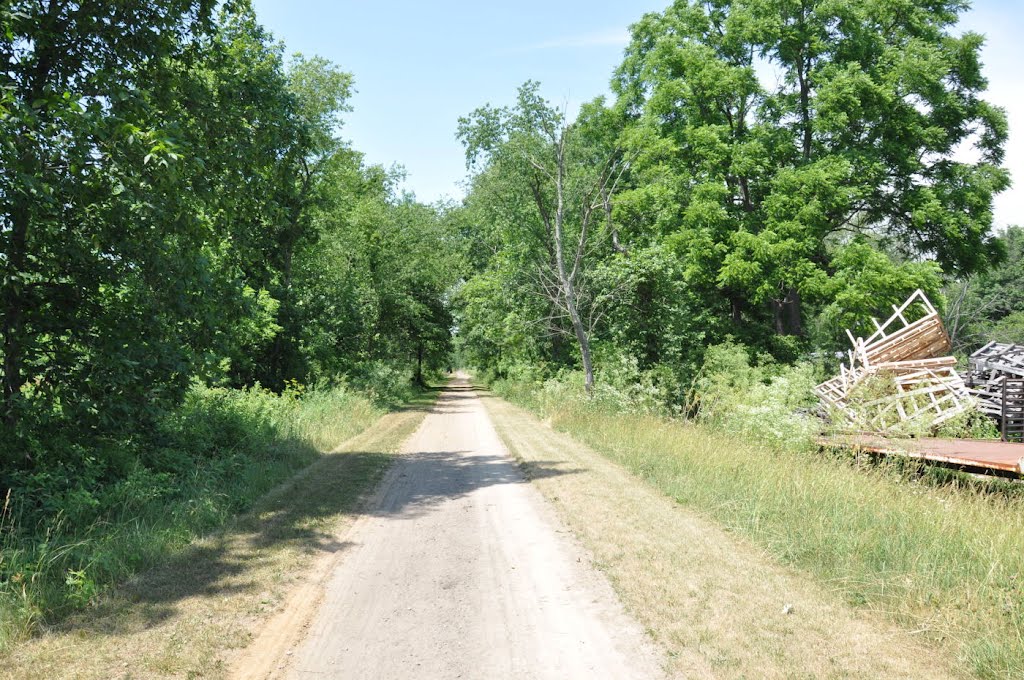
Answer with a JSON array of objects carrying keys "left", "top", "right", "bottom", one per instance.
[
  {"left": 490, "top": 355, "right": 683, "bottom": 419},
  {"left": 350, "top": 361, "right": 415, "bottom": 408},
  {"left": 591, "top": 353, "right": 680, "bottom": 415},
  {"left": 492, "top": 342, "right": 824, "bottom": 452},
  {"left": 690, "top": 342, "right": 821, "bottom": 451},
  {"left": 0, "top": 384, "right": 383, "bottom": 650},
  {"left": 491, "top": 343, "right": 823, "bottom": 452}
]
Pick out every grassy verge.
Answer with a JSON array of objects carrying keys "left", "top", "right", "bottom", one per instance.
[
  {"left": 1, "top": 386, "right": 436, "bottom": 678},
  {"left": 492, "top": 379, "right": 1024, "bottom": 679},
  {"left": 0, "top": 383, "right": 434, "bottom": 659}
]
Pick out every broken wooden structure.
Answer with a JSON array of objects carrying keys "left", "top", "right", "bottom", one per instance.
[
  {"left": 815, "top": 290, "right": 972, "bottom": 433},
  {"left": 964, "top": 342, "right": 1024, "bottom": 442}
]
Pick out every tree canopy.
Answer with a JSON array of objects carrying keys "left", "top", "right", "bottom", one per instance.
[
  {"left": 0, "top": 0, "right": 1012, "bottom": 448},
  {"left": 0, "top": 0, "right": 460, "bottom": 463},
  {"left": 453, "top": 0, "right": 1009, "bottom": 395}
]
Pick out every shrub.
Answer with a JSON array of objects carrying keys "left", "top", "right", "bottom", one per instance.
[
  {"left": 350, "top": 361, "right": 415, "bottom": 408},
  {"left": 689, "top": 342, "right": 821, "bottom": 451},
  {"left": 490, "top": 342, "right": 823, "bottom": 452},
  {"left": 0, "top": 384, "right": 383, "bottom": 650}
]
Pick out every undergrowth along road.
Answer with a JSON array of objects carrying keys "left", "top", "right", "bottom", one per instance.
[
  {"left": 487, "top": 382, "right": 1024, "bottom": 679},
  {"left": 1, "top": 390, "right": 437, "bottom": 679}
]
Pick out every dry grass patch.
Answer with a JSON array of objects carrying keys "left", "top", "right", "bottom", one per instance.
[
  {"left": 1, "top": 395, "right": 434, "bottom": 680},
  {"left": 482, "top": 391, "right": 966, "bottom": 680}
]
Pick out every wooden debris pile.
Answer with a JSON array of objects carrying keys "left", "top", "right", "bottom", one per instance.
[
  {"left": 964, "top": 342, "right": 1024, "bottom": 441},
  {"left": 815, "top": 290, "right": 972, "bottom": 432}
]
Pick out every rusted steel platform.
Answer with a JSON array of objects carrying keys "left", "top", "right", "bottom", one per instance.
[{"left": 822, "top": 434, "right": 1024, "bottom": 479}]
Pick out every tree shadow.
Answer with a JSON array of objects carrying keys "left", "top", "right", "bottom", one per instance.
[
  {"left": 364, "top": 449, "right": 583, "bottom": 521},
  {"left": 61, "top": 448, "right": 394, "bottom": 637},
  {"left": 53, "top": 384, "right": 581, "bottom": 640}
]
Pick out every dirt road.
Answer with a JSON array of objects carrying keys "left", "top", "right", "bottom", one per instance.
[{"left": 273, "top": 376, "right": 662, "bottom": 679}]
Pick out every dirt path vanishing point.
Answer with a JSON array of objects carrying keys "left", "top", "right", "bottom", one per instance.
[{"left": 242, "top": 375, "right": 664, "bottom": 679}]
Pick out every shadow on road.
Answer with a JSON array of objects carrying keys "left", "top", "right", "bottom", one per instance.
[
  {"left": 53, "top": 380, "right": 580, "bottom": 641},
  {"left": 366, "top": 449, "right": 583, "bottom": 520}
]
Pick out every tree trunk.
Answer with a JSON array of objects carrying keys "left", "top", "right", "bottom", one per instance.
[
  {"left": 1, "top": 201, "right": 29, "bottom": 429},
  {"left": 551, "top": 135, "right": 595, "bottom": 396},
  {"left": 772, "top": 288, "right": 804, "bottom": 336},
  {"left": 415, "top": 340, "right": 424, "bottom": 387},
  {"left": 569, "top": 304, "right": 595, "bottom": 395},
  {"left": 784, "top": 287, "right": 803, "bottom": 336}
]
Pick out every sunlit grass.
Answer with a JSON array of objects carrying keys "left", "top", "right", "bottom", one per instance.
[
  {"left": 0, "top": 384, "right": 386, "bottom": 652},
  {"left": 495, "top": 380, "right": 1024, "bottom": 679}
]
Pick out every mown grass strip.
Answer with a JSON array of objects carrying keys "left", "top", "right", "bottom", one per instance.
[
  {"left": 1, "top": 387, "right": 437, "bottom": 679},
  {"left": 483, "top": 392, "right": 964, "bottom": 679},
  {"left": 496, "top": 388, "right": 1024, "bottom": 679}
]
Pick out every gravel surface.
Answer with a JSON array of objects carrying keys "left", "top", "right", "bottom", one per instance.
[{"left": 279, "top": 375, "right": 663, "bottom": 679}]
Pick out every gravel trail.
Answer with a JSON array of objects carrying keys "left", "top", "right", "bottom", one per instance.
[{"left": 279, "top": 375, "right": 662, "bottom": 679}]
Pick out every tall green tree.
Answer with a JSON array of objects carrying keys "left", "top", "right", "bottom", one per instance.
[
  {"left": 0, "top": 0, "right": 361, "bottom": 452},
  {"left": 458, "top": 83, "right": 631, "bottom": 393},
  {"left": 0, "top": 0, "right": 216, "bottom": 447},
  {"left": 613, "top": 0, "right": 1008, "bottom": 338}
]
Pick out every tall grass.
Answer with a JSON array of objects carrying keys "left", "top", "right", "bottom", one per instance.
[
  {"left": 0, "top": 384, "right": 383, "bottom": 651},
  {"left": 493, "top": 372, "right": 1024, "bottom": 678}
]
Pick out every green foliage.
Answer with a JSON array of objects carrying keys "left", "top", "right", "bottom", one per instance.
[
  {"left": 1, "top": 0, "right": 222, "bottom": 446},
  {"left": 0, "top": 0, "right": 458, "bottom": 453},
  {"left": 611, "top": 0, "right": 1006, "bottom": 338},
  {"left": 812, "top": 240, "right": 944, "bottom": 355},
  {"left": 934, "top": 407, "right": 1002, "bottom": 441},
  {"left": 457, "top": 81, "right": 640, "bottom": 392},
  {"left": 0, "top": 384, "right": 381, "bottom": 647},
  {"left": 591, "top": 244, "right": 723, "bottom": 386},
  {"left": 945, "top": 225, "right": 1024, "bottom": 351},
  {"left": 0, "top": 1, "right": 458, "bottom": 651},
  {"left": 349, "top": 361, "right": 416, "bottom": 409},
  {"left": 497, "top": 357, "right": 681, "bottom": 418},
  {"left": 688, "top": 343, "right": 821, "bottom": 451},
  {"left": 489, "top": 340, "right": 822, "bottom": 451},
  {"left": 988, "top": 312, "right": 1024, "bottom": 345},
  {"left": 455, "top": 0, "right": 1008, "bottom": 402}
]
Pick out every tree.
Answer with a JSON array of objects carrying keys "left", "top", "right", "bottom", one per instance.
[
  {"left": 612, "top": 0, "right": 1009, "bottom": 339},
  {"left": 0, "top": 0, "right": 216, "bottom": 447},
  {"left": 0, "top": 0, "right": 361, "bottom": 453},
  {"left": 944, "top": 226, "right": 1024, "bottom": 351},
  {"left": 458, "top": 83, "right": 631, "bottom": 393},
  {"left": 0, "top": 0, "right": 461, "bottom": 484},
  {"left": 812, "top": 239, "right": 943, "bottom": 354}
]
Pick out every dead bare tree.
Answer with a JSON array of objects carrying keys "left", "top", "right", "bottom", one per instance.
[
  {"left": 458, "top": 82, "right": 633, "bottom": 395},
  {"left": 523, "top": 126, "right": 633, "bottom": 394}
]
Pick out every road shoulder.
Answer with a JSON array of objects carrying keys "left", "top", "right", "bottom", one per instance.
[
  {"left": 4, "top": 401, "right": 432, "bottom": 680},
  {"left": 481, "top": 390, "right": 964, "bottom": 679}
]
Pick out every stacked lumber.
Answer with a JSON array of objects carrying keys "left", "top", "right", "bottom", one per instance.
[
  {"left": 964, "top": 342, "right": 1024, "bottom": 415},
  {"left": 964, "top": 342, "right": 1024, "bottom": 440},
  {"left": 815, "top": 290, "right": 972, "bottom": 432}
]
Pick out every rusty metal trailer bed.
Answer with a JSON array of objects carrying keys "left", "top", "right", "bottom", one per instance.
[{"left": 823, "top": 434, "right": 1024, "bottom": 479}]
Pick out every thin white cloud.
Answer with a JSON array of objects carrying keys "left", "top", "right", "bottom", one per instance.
[
  {"left": 951, "top": 5, "right": 1023, "bottom": 229},
  {"left": 499, "top": 28, "right": 630, "bottom": 54}
]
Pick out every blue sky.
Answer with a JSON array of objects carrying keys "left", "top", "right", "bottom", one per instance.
[{"left": 251, "top": 0, "right": 1023, "bottom": 229}]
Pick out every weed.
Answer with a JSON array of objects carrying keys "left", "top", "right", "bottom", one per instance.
[
  {"left": 0, "top": 384, "right": 384, "bottom": 651},
  {"left": 493, "top": 375, "right": 1024, "bottom": 677}
]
